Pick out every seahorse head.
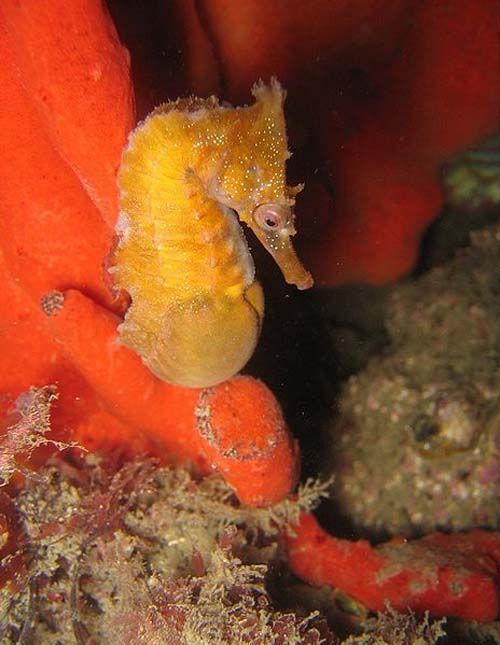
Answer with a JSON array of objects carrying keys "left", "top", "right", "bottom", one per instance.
[{"left": 210, "top": 79, "right": 313, "bottom": 290}]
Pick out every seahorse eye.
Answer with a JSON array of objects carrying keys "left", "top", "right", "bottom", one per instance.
[{"left": 253, "top": 203, "right": 290, "bottom": 231}]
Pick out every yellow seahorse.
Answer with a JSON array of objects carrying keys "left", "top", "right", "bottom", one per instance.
[{"left": 112, "top": 79, "right": 313, "bottom": 388}]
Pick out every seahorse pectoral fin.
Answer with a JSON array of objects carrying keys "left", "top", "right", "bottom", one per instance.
[{"left": 253, "top": 227, "right": 313, "bottom": 290}]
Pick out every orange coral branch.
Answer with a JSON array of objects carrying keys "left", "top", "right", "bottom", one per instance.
[
  {"left": 195, "top": 379, "right": 299, "bottom": 506},
  {"left": 43, "top": 289, "right": 203, "bottom": 461},
  {"left": 0, "top": 0, "right": 134, "bottom": 226},
  {"left": 287, "top": 513, "right": 500, "bottom": 621},
  {"left": 44, "top": 290, "right": 299, "bottom": 505},
  {"left": 0, "top": 4, "right": 126, "bottom": 307},
  {"left": 0, "top": 0, "right": 298, "bottom": 508},
  {"left": 303, "top": 0, "right": 500, "bottom": 286}
]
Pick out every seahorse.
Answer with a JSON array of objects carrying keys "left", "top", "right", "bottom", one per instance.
[{"left": 112, "top": 79, "right": 313, "bottom": 388}]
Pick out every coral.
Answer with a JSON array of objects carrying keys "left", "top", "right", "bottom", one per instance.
[
  {"left": 0, "top": 0, "right": 134, "bottom": 228},
  {"left": 0, "top": 456, "right": 334, "bottom": 643},
  {"left": 0, "top": 0, "right": 133, "bottom": 443},
  {"left": 326, "top": 225, "right": 500, "bottom": 537},
  {"left": 0, "top": 386, "right": 76, "bottom": 591},
  {"left": 174, "top": 0, "right": 416, "bottom": 101},
  {"left": 1, "top": 400, "right": 492, "bottom": 639},
  {"left": 0, "top": 1, "right": 299, "bottom": 506},
  {"left": 2, "top": 2, "right": 500, "bottom": 637},
  {"left": 174, "top": 0, "right": 500, "bottom": 286},
  {"left": 286, "top": 512, "right": 500, "bottom": 622},
  {"left": 2, "top": 451, "right": 454, "bottom": 643},
  {"left": 42, "top": 290, "right": 299, "bottom": 506},
  {"left": 301, "top": 0, "right": 500, "bottom": 285},
  {"left": 0, "top": 386, "right": 68, "bottom": 487},
  {"left": 342, "top": 607, "right": 446, "bottom": 645}
]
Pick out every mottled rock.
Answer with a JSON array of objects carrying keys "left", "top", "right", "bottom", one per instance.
[{"left": 327, "top": 225, "right": 500, "bottom": 538}]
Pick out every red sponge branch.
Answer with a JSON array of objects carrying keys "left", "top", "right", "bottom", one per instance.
[
  {"left": 43, "top": 289, "right": 299, "bottom": 506},
  {"left": 286, "top": 513, "right": 500, "bottom": 622},
  {"left": 0, "top": 0, "right": 134, "bottom": 227}
]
